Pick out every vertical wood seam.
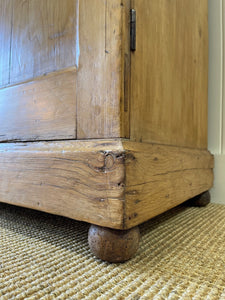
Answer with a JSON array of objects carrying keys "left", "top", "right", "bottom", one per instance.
[
  {"left": 120, "top": 0, "right": 131, "bottom": 138},
  {"left": 75, "top": 0, "right": 79, "bottom": 140}
]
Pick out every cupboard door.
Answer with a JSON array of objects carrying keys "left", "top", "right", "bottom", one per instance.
[
  {"left": 0, "top": 0, "right": 128, "bottom": 142},
  {"left": 130, "top": 0, "right": 208, "bottom": 149},
  {"left": 0, "top": 0, "right": 77, "bottom": 142}
]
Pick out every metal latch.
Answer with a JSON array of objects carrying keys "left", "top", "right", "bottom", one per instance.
[{"left": 130, "top": 9, "right": 136, "bottom": 51}]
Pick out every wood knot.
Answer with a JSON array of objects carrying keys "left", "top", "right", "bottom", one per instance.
[
  {"left": 93, "top": 152, "right": 116, "bottom": 173},
  {"left": 104, "top": 153, "right": 115, "bottom": 169},
  {"left": 125, "top": 152, "right": 136, "bottom": 164}
]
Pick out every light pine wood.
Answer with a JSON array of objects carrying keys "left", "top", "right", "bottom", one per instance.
[
  {"left": 0, "top": 139, "right": 213, "bottom": 230},
  {"left": 125, "top": 169, "right": 213, "bottom": 228},
  {"left": 0, "top": 69, "right": 76, "bottom": 142},
  {"left": 9, "top": 0, "right": 78, "bottom": 86},
  {"left": 0, "top": 0, "right": 214, "bottom": 256},
  {"left": 0, "top": 0, "right": 130, "bottom": 141},
  {"left": 120, "top": 0, "right": 131, "bottom": 138},
  {"left": 76, "top": 0, "right": 125, "bottom": 139},
  {"left": 0, "top": 0, "right": 210, "bottom": 143},
  {"left": 0, "top": 140, "right": 125, "bottom": 229},
  {"left": 0, "top": 0, "right": 12, "bottom": 87},
  {"left": 123, "top": 141, "right": 214, "bottom": 228},
  {"left": 130, "top": 0, "right": 208, "bottom": 149}
]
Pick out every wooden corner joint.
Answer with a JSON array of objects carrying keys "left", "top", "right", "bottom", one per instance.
[
  {"left": 97, "top": 141, "right": 214, "bottom": 230},
  {"left": 0, "top": 139, "right": 214, "bottom": 231}
]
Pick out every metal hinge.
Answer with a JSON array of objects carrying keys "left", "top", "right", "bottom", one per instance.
[{"left": 130, "top": 9, "right": 136, "bottom": 51}]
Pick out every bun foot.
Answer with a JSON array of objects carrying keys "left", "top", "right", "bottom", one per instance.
[
  {"left": 185, "top": 191, "right": 211, "bottom": 207},
  {"left": 88, "top": 225, "right": 140, "bottom": 263}
]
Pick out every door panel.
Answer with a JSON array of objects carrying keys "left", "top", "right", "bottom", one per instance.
[
  {"left": 0, "top": 0, "right": 126, "bottom": 142},
  {"left": 0, "top": 69, "right": 76, "bottom": 142},
  {"left": 0, "top": 0, "right": 78, "bottom": 141}
]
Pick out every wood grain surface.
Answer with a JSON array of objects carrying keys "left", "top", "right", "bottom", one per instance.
[
  {"left": 0, "top": 140, "right": 125, "bottom": 229},
  {"left": 124, "top": 141, "right": 214, "bottom": 228},
  {"left": 0, "top": 69, "right": 76, "bottom": 142},
  {"left": 0, "top": 0, "right": 209, "bottom": 143},
  {"left": 76, "top": 0, "right": 124, "bottom": 139},
  {"left": 0, "top": 0, "right": 130, "bottom": 141},
  {"left": 0, "top": 0, "right": 12, "bottom": 87},
  {"left": 0, "top": 139, "right": 213, "bottom": 230},
  {"left": 120, "top": 0, "right": 131, "bottom": 138},
  {"left": 130, "top": 0, "right": 208, "bottom": 149},
  {"left": 0, "top": 0, "right": 77, "bottom": 87}
]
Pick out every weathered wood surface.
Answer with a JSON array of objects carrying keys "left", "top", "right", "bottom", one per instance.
[
  {"left": 0, "top": 69, "right": 76, "bottom": 142},
  {"left": 0, "top": 139, "right": 213, "bottom": 230},
  {"left": 125, "top": 169, "right": 213, "bottom": 228},
  {"left": 124, "top": 141, "right": 214, "bottom": 228},
  {"left": 130, "top": 0, "right": 208, "bottom": 149},
  {"left": 0, "top": 140, "right": 125, "bottom": 229},
  {"left": 0, "top": 0, "right": 212, "bottom": 237},
  {"left": 0, "top": 0, "right": 12, "bottom": 87},
  {"left": 76, "top": 0, "right": 125, "bottom": 139},
  {"left": 120, "top": 0, "right": 131, "bottom": 138},
  {"left": 0, "top": 0, "right": 209, "bottom": 143},
  {"left": 0, "top": 0, "right": 78, "bottom": 87},
  {"left": 0, "top": 0, "right": 129, "bottom": 141}
]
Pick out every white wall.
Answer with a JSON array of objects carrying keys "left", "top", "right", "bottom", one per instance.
[{"left": 208, "top": 0, "right": 225, "bottom": 203}]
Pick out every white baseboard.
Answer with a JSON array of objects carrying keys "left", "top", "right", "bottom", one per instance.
[{"left": 210, "top": 154, "right": 225, "bottom": 204}]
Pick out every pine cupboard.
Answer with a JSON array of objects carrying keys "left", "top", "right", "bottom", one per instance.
[{"left": 0, "top": 0, "right": 213, "bottom": 262}]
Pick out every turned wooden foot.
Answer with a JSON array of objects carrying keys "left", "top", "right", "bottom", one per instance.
[
  {"left": 88, "top": 225, "right": 140, "bottom": 263},
  {"left": 185, "top": 191, "right": 211, "bottom": 207}
]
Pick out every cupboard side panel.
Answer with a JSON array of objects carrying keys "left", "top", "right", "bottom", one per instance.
[{"left": 130, "top": 0, "right": 208, "bottom": 149}]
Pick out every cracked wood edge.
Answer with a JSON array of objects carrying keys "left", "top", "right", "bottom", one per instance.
[{"left": 123, "top": 141, "right": 214, "bottom": 229}]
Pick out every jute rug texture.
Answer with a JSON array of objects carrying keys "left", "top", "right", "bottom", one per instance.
[{"left": 0, "top": 203, "right": 225, "bottom": 299}]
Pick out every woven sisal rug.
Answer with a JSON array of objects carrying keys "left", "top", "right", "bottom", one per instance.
[{"left": 0, "top": 202, "right": 225, "bottom": 299}]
